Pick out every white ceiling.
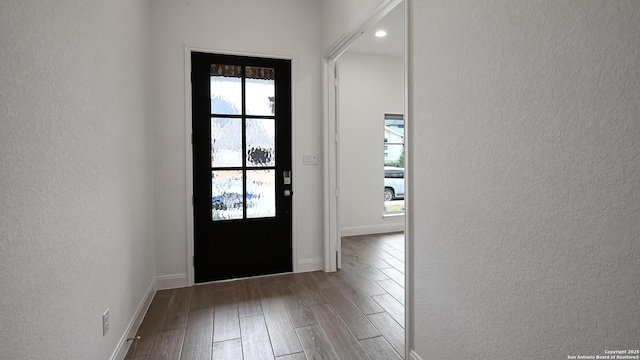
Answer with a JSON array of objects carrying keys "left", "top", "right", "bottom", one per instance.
[{"left": 346, "top": 2, "right": 404, "bottom": 57}]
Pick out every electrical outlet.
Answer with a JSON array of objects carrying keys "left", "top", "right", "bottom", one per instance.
[{"left": 103, "top": 309, "right": 109, "bottom": 336}]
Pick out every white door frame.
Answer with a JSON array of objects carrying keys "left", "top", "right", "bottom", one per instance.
[{"left": 321, "top": 0, "right": 403, "bottom": 271}]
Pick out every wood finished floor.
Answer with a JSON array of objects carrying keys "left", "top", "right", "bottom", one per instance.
[{"left": 125, "top": 232, "right": 405, "bottom": 360}]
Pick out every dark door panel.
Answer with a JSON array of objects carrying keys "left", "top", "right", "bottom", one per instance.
[{"left": 192, "top": 52, "right": 292, "bottom": 283}]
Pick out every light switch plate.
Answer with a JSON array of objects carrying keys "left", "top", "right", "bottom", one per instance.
[{"left": 303, "top": 154, "right": 319, "bottom": 165}]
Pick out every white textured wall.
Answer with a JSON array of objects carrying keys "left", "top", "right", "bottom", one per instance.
[
  {"left": 409, "top": 0, "right": 640, "bottom": 358},
  {"left": 338, "top": 52, "right": 404, "bottom": 234},
  {"left": 150, "top": 0, "right": 324, "bottom": 277},
  {"left": 321, "top": 0, "right": 385, "bottom": 53},
  {"left": 0, "top": 0, "right": 155, "bottom": 359}
]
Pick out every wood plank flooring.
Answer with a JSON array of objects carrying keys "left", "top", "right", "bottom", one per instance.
[{"left": 125, "top": 232, "right": 404, "bottom": 360}]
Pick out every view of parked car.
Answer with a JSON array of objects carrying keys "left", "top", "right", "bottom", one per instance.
[{"left": 384, "top": 166, "right": 404, "bottom": 201}]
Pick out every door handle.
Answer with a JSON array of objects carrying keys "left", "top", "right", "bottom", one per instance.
[{"left": 284, "top": 190, "right": 292, "bottom": 197}]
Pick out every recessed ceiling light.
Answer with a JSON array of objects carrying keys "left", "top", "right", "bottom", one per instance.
[{"left": 375, "top": 30, "right": 387, "bottom": 38}]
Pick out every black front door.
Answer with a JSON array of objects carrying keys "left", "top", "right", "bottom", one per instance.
[{"left": 191, "top": 52, "right": 292, "bottom": 283}]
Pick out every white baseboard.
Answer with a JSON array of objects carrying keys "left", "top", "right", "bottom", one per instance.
[
  {"left": 296, "top": 258, "right": 323, "bottom": 273},
  {"left": 109, "top": 279, "right": 156, "bottom": 360},
  {"left": 410, "top": 350, "right": 424, "bottom": 360},
  {"left": 340, "top": 223, "right": 405, "bottom": 237},
  {"left": 156, "top": 273, "right": 188, "bottom": 290}
]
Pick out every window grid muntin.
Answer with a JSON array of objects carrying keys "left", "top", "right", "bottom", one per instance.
[{"left": 209, "top": 64, "right": 278, "bottom": 220}]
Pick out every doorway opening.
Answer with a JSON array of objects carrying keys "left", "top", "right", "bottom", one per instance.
[
  {"left": 323, "top": 0, "right": 408, "bottom": 358},
  {"left": 335, "top": 7, "right": 406, "bottom": 258}
]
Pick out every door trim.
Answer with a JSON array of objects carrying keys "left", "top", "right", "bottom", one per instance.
[
  {"left": 184, "top": 46, "right": 298, "bottom": 286},
  {"left": 321, "top": 0, "right": 403, "bottom": 271}
]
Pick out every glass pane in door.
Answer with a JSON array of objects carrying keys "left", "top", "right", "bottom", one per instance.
[
  {"left": 246, "top": 118, "right": 275, "bottom": 167},
  {"left": 247, "top": 170, "right": 276, "bottom": 218},
  {"left": 211, "top": 170, "right": 243, "bottom": 220},
  {"left": 211, "top": 64, "right": 242, "bottom": 114},
  {"left": 211, "top": 118, "right": 243, "bottom": 167},
  {"left": 246, "top": 66, "right": 275, "bottom": 116}
]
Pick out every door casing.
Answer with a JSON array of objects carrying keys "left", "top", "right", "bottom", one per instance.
[
  {"left": 321, "top": 0, "right": 404, "bottom": 272},
  {"left": 184, "top": 46, "right": 298, "bottom": 286}
]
